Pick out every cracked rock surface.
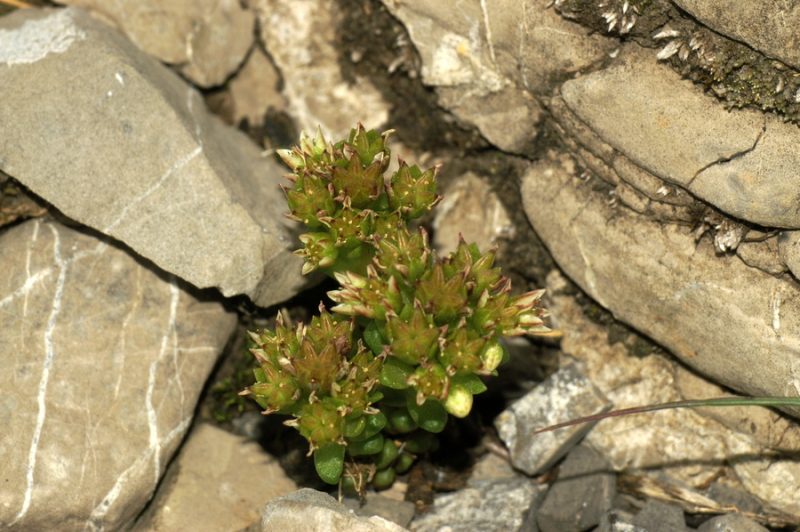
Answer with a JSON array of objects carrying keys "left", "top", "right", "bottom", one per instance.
[
  {"left": 0, "top": 219, "right": 236, "bottom": 530},
  {"left": 0, "top": 7, "right": 305, "bottom": 307}
]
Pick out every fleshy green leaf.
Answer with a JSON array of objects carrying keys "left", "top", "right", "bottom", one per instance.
[
  {"left": 406, "top": 395, "right": 448, "bottom": 433},
  {"left": 314, "top": 443, "right": 345, "bottom": 485}
]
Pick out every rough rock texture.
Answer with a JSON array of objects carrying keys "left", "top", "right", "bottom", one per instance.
[
  {"left": 697, "top": 513, "right": 769, "bottom": 532},
  {"left": 547, "top": 262, "right": 800, "bottom": 515},
  {"left": 536, "top": 445, "right": 615, "bottom": 532},
  {"left": 0, "top": 8, "right": 306, "bottom": 307},
  {"left": 228, "top": 46, "right": 286, "bottom": 127},
  {"left": 778, "top": 231, "right": 800, "bottom": 280},
  {"left": 557, "top": 47, "right": 800, "bottom": 229},
  {"left": 382, "top": 0, "right": 615, "bottom": 153},
  {"left": 632, "top": 500, "right": 687, "bottom": 532},
  {"left": 433, "top": 172, "right": 513, "bottom": 256},
  {"left": 254, "top": 0, "right": 389, "bottom": 138},
  {"left": 134, "top": 423, "right": 297, "bottom": 531},
  {"left": 343, "top": 493, "right": 416, "bottom": 529},
  {"left": 53, "top": 0, "right": 254, "bottom": 86},
  {"left": 672, "top": 1, "right": 800, "bottom": 72},
  {"left": 522, "top": 157, "right": 800, "bottom": 415},
  {"left": 259, "top": 489, "right": 406, "bottom": 532},
  {"left": 410, "top": 478, "right": 544, "bottom": 532},
  {"left": 0, "top": 219, "right": 235, "bottom": 531},
  {"left": 495, "top": 364, "right": 611, "bottom": 476}
]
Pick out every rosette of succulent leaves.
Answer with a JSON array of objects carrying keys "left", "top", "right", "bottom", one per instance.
[{"left": 241, "top": 126, "right": 554, "bottom": 491}]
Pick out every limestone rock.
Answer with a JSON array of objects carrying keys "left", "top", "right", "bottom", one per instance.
[
  {"left": 547, "top": 276, "right": 800, "bottom": 516},
  {"left": 134, "top": 423, "right": 297, "bottom": 531},
  {"left": 53, "top": 0, "right": 254, "bottom": 86},
  {"left": 736, "top": 237, "right": 787, "bottom": 276},
  {"left": 229, "top": 46, "right": 286, "bottom": 127},
  {"left": 673, "top": 1, "right": 800, "bottom": 71},
  {"left": 495, "top": 364, "right": 611, "bottom": 476},
  {"left": 259, "top": 489, "right": 407, "bottom": 532},
  {"left": 778, "top": 231, "right": 800, "bottom": 280},
  {"left": 522, "top": 157, "right": 800, "bottom": 415},
  {"left": 536, "top": 445, "right": 615, "bottom": 532},
  {"left": 410, "top": 478, "right": 544, "bottom": 532},
  {"left": 433, "top": 172, "right": 513, "bottom": 256},
  {"left": 0, "top": 219, "right": 236, "bottom": 530},
  {"left": 382, "top": 0, "right": 615, "bottom": 153},
  {"left": 0, "top": 7, "right": 306, "bottom": 307},
  {"left": 558, "top": 46, "right": 800, "bottom": 228},
  {"left": 255, "top": 0, "right": 389, "bottom": 139}
]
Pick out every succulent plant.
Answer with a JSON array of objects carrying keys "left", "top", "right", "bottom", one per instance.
[{"left": 242, "top": 125, "right": 554, "bottom": 489}]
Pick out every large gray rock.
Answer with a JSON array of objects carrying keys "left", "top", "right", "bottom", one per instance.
[
  {"left": 381, "top": 0, "right": 615, "bottom": 153},
  {"left": 0, "top": 219, "right": 236, "bottom": 530},
  {"left": 255, "top": 0, "right": 389, "bottom": 139},
  {"left": 558, "top": 47, "right": 800, "bottom": 228},
  {"left": 672, "top": 1, "right": 800, "bottom": 72},
  {"left": 521, "top": 157, "right": 800, "bottom": 416},
  {"left": 53, "top": 0, "right": 254, "bottom": 86},
  {"left": 0, "top": 7, "right": 306, "bottom": 307},
  {"left": 134, "top": 423, "right": 297, "bottom": 531},
  {"left": 259, "top": 489, "right": 406, "bottom": 532}
]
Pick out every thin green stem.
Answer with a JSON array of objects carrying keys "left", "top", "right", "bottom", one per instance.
[{"left": 534, "top": 396, "right": 800, "bottom": 434}]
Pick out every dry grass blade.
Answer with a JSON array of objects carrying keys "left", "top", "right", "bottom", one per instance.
[
  {"left": 0, "top": 0, "right": 32, "bottom": 8},
  {"left": 619, "top": 474, "right": 800, "bottom": 528}
]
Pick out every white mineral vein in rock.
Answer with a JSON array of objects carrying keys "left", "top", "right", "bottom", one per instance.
[
  {"left": 103, "top": 146, "right": 203, "bottom": 233},
  {"left": 145, "top": 280, "right": 180, "bottom": 486},
  {"left": 0, "top": 9, "right": 85, "bottom": 66},
  {"left": 12, "top": 224, "right": 67, "bottom": 525},
  {"left": 88, "top": 416, "right": 192, "bottom": 531}
]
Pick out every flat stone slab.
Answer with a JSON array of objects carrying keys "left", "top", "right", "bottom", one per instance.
[
  {"left": 0, "top": 219, "right": 235, "bottom": 530},
  {"left": 0, "top": 7, "right": 306, "bottom": 307},
  {"left": 560, "top": 47, "right": 800, "bottom": 228},
  {"left": 134, "top": 423, "right": 297, "bottom": 531}
]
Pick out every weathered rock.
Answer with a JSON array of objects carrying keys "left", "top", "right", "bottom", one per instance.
[
  {"left": 469, "top": 451, "right": 519, "bottom": 483},
  {"left": 0, "top": 7, "right": 306, "bottom": 307},
  {"left": 521, "top": 157, "right": 800, "bottom": 415},
  {"left": 254, "top": 0, "right": 389, "bottom": 139},
  {"left": 134, "top": 423, "right": 297, "bottom": 531},
  {"left": 343, "top": 493, "right": 416, "bottom": 529},
  {"left": 672, "top": 1, "right": 800, "bottom": 72},
  {"left": 228, "top": 46, "right": 286, "bottom": 127},
  {"left": 433, "top": 172, "right": 513, "bottom": 256},
  {"left": 547, "top": 280, "right": 781, "bottom": 487},
  {"left": 495, "top": 364, "right": 611, "bottom": 476},
  {"left": 778, "top": 231, "right": 800, "bottom": 280},
  {"left": 382, "top": 0, "right": 615, "bottom": 153},
  {"left": 697, "top": 513, "right": 769, "bottom": 532},
  {"left": 736, "top": 237, "right": 786, "bottom": 276},
  {"left": 0, "top": 219, "right": 236, "bottom": 530},
  {"left": 536, "top": 445, "right": 615, "bottom": 532},
  {"left": 259, "top": 488, "right": 406, "bottom": 532},
  {"left": 53, "top": 0, "right": 254, "bottom": 86},
  {"left": 598, "top": 509, "right": 645, "bottom": 532},
  {"left": 410, "top": 478, "right": 544, "bottom": 532},
  {"left": 632, "top": 500, "right": 687, "bottom": 532},
  {"left": 558, "top": 46, "right": 800, "bottom": 228}
]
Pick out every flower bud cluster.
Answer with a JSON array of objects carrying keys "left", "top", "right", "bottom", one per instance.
[{"left": 244, "top": 126, "right": 553, "bottom": 489}]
